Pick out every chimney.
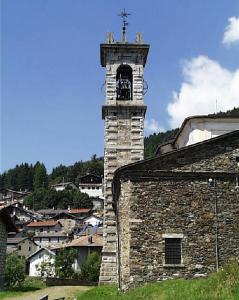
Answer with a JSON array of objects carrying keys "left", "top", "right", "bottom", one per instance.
[{"left": 88, "top": 235, "right": 93, "bottom": 244}]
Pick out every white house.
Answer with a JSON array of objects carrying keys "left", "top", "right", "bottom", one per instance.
[
  {"left": 52, "top": 182, "right": 77, "bottom": 192},
  {"left": 78, "top": 174, "right": 103, "bottom": 198},
  {"left": 83, "top": 215, "right": 103, "bottom": 227},
  {"left": 27, "top": 248, "right": 55, "bottom": 277}
]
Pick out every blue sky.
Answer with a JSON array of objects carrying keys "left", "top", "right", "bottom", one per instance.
[{"left": 2, "top": 0, "right": 239, "bottom": 172}]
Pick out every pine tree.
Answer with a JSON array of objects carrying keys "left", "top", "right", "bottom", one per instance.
[{"left": 33, "top": 162, "right": 48, "bottom": 190}]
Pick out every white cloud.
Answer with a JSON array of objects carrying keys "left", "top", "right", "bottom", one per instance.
[
  {"left": 145, "top": 118, "right": 165, "bottom": 134},
  {"left": 222, "top": 16, "right": 239, "bottom": 45},
  {"left": 167, "top": 55, "right": 239, "bottom": 128}
]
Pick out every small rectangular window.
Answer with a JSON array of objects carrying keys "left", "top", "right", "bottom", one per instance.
[{"left": 165, "top": 238, "right": 181, "bottom": 265}]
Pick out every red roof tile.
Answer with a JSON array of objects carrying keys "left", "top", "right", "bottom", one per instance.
[{"left": 26, "top": 220, "right": 61, "bottom": 227}]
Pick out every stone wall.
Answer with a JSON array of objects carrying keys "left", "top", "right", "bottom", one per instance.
[
  {"left": 0, "top": 218, "right": 7, "bottom": 289},
  {"left": 118, "top": 173, "right": 239, "bottom": 290},
  {"left": 100, "top": 110, "right": 145, "bottom": 284},
  {"left": 116, "top": 132, "right": 239, "bottom": 290}
]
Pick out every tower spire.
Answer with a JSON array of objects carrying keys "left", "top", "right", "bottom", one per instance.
[{"left": 118, "top": 9, "right": 131, "bottom": 43}]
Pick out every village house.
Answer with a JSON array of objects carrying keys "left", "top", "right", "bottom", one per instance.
[
  {"left": 33, "top": 232, "right": 68, "bottom": 248},
  {"left": 78, "top": 174, "right": 103, "bottom": 198},
  {"left": 55, "top": 234, "right": 103, "bottom": 272},
  {"left": 0, "top": 206, "right": 17, "bottom": 289},
  {"left": 7, "top": 237, "right": 38, "bottom": 258},
  {"left": 0, "top": 189, "right": 30, "bottom": 205},
  {"left": 51, "top": 182, "right": 77, "bottom": 192},
  {"left": 83, "top": 215, "right": 103, "bottom": 227},
  {"left": 25, "top": 220, "right": 63, "bottom": 234},
  {"left": 27, "top": 248, "right": 55, "bottom": 277}
]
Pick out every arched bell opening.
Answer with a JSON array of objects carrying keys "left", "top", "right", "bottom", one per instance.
[{"left": 116, "top": 65, "right": 133, "bottom": 100}]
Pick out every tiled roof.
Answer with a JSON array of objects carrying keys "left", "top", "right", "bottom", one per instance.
[
  {"left": 37, "top": 208, "right": 91, "bottom": 215},
  {"left": 26, "top": 220, "right": 61, "bottom": 227},
  {"left": 64, "top": 234, "right": 103, "bottom": 247},
  {"left": 69, "top": 208, "right": 91, "bottom": 214},
  {"left": 7, "top": 237, "right": 28, "bottom": 244}
]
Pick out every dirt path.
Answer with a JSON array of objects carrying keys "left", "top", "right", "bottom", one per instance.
[{"left": 6, "top": 286, "right": 92, "bottom": 300}]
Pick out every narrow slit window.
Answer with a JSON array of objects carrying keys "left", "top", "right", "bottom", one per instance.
[{"left": 165, "top": 238, "right": 181, "bottom": 264}]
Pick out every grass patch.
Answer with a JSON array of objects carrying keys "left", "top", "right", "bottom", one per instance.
[
  {"left": 0, "top": 277, "right": 46, "bottom": 299},
  {"left": 77, "top": 262, "right": 239, "bottom": 300}
]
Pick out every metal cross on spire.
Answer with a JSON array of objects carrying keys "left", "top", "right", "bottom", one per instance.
[{"left": 118, "top": 9, "right": 131, "bottom": 43}]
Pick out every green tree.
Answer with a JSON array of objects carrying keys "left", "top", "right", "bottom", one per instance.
[
  {"left": 4, "top": 253, "right": 26, "bottom": 287},
  {"left": 24, "top": 188, "right": 93, "bottom": 210},
  {"left": 144, "top": 128, "right": 179, "bottom": 158},
  {"left": 33, "top": 162, "right": 48, "bottom": 190},
  {"left": 55, "top": 248, "right": 77, "bottom": 278},
  {"left": 79, "top": 251, "right": 101, "bottom": 282}
]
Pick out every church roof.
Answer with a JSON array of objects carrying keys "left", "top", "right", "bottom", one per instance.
[{"left": 112, "top": 130, "right": 239, "bottom": 202}]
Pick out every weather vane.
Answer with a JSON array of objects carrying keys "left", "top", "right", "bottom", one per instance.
[{"left": 118, "top": 9, "right": 131, "bottom": 43}]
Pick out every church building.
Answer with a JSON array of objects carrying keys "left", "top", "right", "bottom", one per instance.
[{"left": 99, "top": 13, "right": 239, "bottom": 290}]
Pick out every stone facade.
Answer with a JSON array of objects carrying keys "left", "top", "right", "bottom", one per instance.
[
  {"left": 99, "top": 37, "right": 149, "bottom": 284},
  {"left": 0, "top": 218, "right": 7, "bottom": 289},
  {"left": 114, "top": 131, "right": 239, "bottom": 290},
  {"left": 0, "top": 207, "right": 16, "bottom": 289}
]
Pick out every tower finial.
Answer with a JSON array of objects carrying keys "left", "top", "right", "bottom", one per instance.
[{"left": 118, "top": 9, "right": 131, "bottom": 43}]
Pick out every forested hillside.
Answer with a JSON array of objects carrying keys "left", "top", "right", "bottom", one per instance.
[
  {"left": 0, "top": 155, "right": 103, "bottom": 191},
  {"left": 144, "top": 128, "right": 179, "bottom": 158}
]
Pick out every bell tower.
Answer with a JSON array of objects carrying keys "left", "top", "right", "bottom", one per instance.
[{"left": 99, "top": 12, "right": 149, "bottom": 284}]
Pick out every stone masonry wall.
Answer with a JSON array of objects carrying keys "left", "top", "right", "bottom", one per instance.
[
  {"left": 118, "top": 174, "right": 239, "bottom": 290},
  {"left": 116, "top": 133, "right": 239, "bottom": 290},
  {"left": 100, "top": 110, "right": 144, "bottom": 284},
  {"left": 0, "top": 219, "right": 7, "bottom": 289}
]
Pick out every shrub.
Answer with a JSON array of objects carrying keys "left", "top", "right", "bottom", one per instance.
[
  {"left": 80, "top": 251, "right": 101, "bottom": 282},
  {"left": 55, "top": 248, "right": 77, "bottom": 278},
  {"left": 4, "top": 253, "right": 26, "bottom": 287}
]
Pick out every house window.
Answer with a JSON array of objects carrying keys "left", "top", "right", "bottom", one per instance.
[
  {"left": 165, "top": 238, "right": 181, "bottom": 265},
  {"left": 40, "top": 228, "right": 43, "bottom": 232},
  {"left": 29, "top": 246, "right": 31, "bottom": 251},
  {"left": 18, "top": 245, "right": 21, "bottom": 250}
]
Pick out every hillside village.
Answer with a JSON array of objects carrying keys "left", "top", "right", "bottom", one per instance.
[{"left": 0, "top": 173, "right": 104, "bottom": 281}]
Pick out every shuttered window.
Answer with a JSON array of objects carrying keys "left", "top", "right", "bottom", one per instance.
[{"left": 165, "top": 238, "right": 181, "bottom": 264}]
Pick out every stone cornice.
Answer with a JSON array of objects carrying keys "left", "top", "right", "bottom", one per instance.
[{"left": 100, "top": 43, "right": 150, "bottom": 67}]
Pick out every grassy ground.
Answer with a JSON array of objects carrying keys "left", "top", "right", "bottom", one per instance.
[
  {"left": 0, "top": 286, "right": 91, "bottom": 300},
  {"left": 77, "top": 262, "right": 239, "bottom": 300},
  {"left": 0, "top": 277, "right": 46, "bottom": 299}
]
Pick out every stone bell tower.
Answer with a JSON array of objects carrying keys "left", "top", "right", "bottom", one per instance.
[{"left": 99, "top": 13, "right": 149, "bottom": 284}]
